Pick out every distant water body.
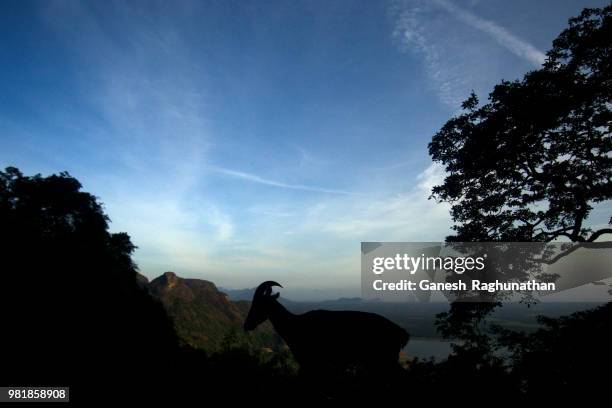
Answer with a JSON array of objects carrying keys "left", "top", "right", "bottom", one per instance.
[{"left": 404, "top": 338, "right": 454, "bottom": 361}]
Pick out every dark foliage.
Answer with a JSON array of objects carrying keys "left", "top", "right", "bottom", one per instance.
[
  {"left": 497, "top": 302, "right": 612, "bottom": 397},
  {"left": 423, "top": 5, "right": 612, "bottom": 395},
  {"left": 426, "top": 4, "right": 611, "bottom": 349},
  {"left": 0, "top": 167, "right": 175, "bottom": 398},
  {"left": 429, "top": 5, "right": 611, "bottom": 244}
]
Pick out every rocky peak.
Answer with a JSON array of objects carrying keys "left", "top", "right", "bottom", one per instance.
[
  {"left": 160, "top": 271, "right": 179, "bottom": 288},
  {"left": 143, "top": 271, "right": 275, "bottom": 351}
]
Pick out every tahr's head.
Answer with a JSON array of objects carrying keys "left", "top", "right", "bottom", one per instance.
[{"left": 243, "top": 281, "right": 282, "bottom": 331}]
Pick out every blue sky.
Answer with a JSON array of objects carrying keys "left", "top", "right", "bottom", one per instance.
[{"left": 1, "top": 0, "right": 610, "bottom": 299}]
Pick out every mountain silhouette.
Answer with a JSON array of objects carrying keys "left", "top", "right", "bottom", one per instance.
[{"left": 141, "top": 271, "right": 280, "bottom": 351}]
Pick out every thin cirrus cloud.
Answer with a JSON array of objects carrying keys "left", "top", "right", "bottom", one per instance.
[
  {"left": 297, "top": 163, "right": 450, "bottom": 240},
  {"left": 210, "top": 166, "right": 357, "bottom": 195},
  {"left": 392, "top": 0, "right": 546, "bottom": 108},
  {"left": 433, "top": 0, "right": 546, "bottom": 66}
]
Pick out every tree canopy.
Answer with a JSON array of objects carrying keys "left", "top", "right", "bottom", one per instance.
[
  {"left": 0, "top": 166, "right": 179, "bottom": 395},
  {"left": 429, "top": 6, "right": 611, "bottom": 243},
  {"left": 428, "top": 5, "right": 612, "bottom": 360}
]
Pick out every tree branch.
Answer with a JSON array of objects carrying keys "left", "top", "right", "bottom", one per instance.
[
  {"left": 587, "top": 228, "right": 612, "bottom": 242},
  {"left": 536, "top": 241, "right": 612, "bottom": 265}
]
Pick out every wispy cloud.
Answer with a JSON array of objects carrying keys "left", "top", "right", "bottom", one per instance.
[
  {"left": 293, "top": 163, "right": 451, "bottom": 240},
  {"left": 39, "top": 1, "right": 229, "bottom": 275},
  {"left": 210, "top": 166, "right": 357, "bottom": 195},
  {"left": 209, "top": 163, "right": 452, "bottom": 293},
  {"left": 392, "top": 0, "right": 546, "bottom": 108},
  {"left": 433, "top": 0, "right": 546, "bottom": 66}
]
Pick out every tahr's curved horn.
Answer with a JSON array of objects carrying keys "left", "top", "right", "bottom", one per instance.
[{"left": 254, "top": 281, "right": 283, "bottom": 298}]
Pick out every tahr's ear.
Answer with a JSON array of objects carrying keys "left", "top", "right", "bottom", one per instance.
[{"left": 272, "top": 292, "right": 280, "bottom": 299}]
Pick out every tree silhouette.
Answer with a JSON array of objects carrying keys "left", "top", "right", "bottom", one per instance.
[
  {"left": 0, "top": 167, "right": 180, "bottom": 400},
  {"left": 429, "top": 6, "right": 611, "bottom": 245},
  {"left": 428, "top": 6, "right": 611, "bottom": 341}
]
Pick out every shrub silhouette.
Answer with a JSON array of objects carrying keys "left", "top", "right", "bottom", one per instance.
[{"left": 497, "top": 302, "right": 612, "bottom": 398}]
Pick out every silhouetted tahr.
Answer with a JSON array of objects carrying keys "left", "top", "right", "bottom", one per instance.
[{"left": 244, "top": 281, "right": 410, "bottom": 378}]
